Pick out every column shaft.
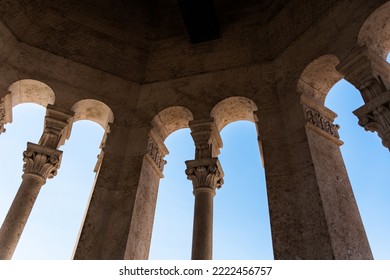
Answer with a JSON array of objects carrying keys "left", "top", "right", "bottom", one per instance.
[
  {"left": 0, "top": 174, "right": 45, "bottom": 259},
  {"left": 191, "top": 187, "right": 215, "bottom": 260}
]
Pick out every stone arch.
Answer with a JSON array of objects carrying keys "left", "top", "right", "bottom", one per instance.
[
  {"left": 210, "top": 96, "right": 258, "bottom": 132},
  {"left": 297, "top": 55, "right": 344, "bottom": 142},
  {"left": 71, "top": 99, "right": 114, "bottom": 173},
  {"left": 7, "top": 79, "right": 55, "bottom": 108},
  {"left": 124, "top": 106, "right": 193, "bottom": 260},
  {"left": 71, "top": 99, "right": 114, "bottom": 132},
  {"left": 1, "top": 79, "right": 56, "bottom": 132},
  {"left": 151, "top": 106, "right": 194, "bottom": 141},
  {"left": 297, "top": 55, "right": 343, "bottom": 105},
  {"left": 358, "top": 2, "right": 390, "bottom": 58}
]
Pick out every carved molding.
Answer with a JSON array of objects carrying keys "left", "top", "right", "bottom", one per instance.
[
  {"left": 304, "top": 105, "right": 340, "bottom": 139},
  {"left": 353, "top": 93, "right": 390, "bottom": 150},
  {"left": 0, "top": 92, "right": 12, "bottom": 135},
  {"left": 146, "top": 136, "right": 167, "bottom": 173},
  {"left": 22, "top": 142, "right": 63, "bottom": 180},
  {"left": 185, "top": 158, "right": 224, "bottom": 190},
  {"left": 38, "top": 104, "right": 74, "bottom": 149}
]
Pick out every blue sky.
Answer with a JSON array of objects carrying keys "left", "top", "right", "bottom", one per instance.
[{"left": 0, "top": 76, "right": 389, "bottom": 259}]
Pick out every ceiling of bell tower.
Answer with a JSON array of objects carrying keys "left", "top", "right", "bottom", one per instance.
[{"left": 0, "top": 0, "right": 338, "bottom": 82}]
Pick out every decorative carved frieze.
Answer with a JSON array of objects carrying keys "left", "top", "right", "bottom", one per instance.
[
  {"left": 147, "top": 136, "right": 167, "bottom": 173},
  {"left": 304, "top": 106, "right": 340, "bottom": 139},
  {"left": 38, "top": 104, "right": 74, "bottom": 149},
  {"left": 22, "top": 142, "right": 63, "bottom": 180},
  {"left": 353, "top": 93, "right": 390, "bottom": 150},
  {"left": 185, "top": 158, "right": 224, "bottom": 190}
]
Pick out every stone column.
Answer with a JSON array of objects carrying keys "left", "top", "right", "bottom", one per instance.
[
  {"left": 0, "top": 143, "right": 62, "bottom": 259},
  {"left": 185, "top": 118, "right": 224, "bottom": 260},
  {"left": 0, "top": 104, "right": 73, "bottom": 259},
  {"left": 337, "top": 46, "right": 390, "bottom": 150},
  {"left": 186, "top": 158, "right": 223, "bottom": 260}
]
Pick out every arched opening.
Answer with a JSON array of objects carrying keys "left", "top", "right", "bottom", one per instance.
[
  {"left": 298, "top": 53, "right": 390, "bottom": 259},
  {"left": 214, "top": 120, "right": 272, "bottom": 259},
  {"left": 149, "top": 128, "right": 194, "bottom": 259},
  {"left": 0, "top": 104, "right": 46, "bottom": 258},
  {"left": 211, "top": 97, "right": 273, "bottom": 259},
  {"left": 325, "top": 79, "right": 390, "bottom": 259},
  {"left": 128, "top": 106, "right": 194, "bottom": 259},
  {"left": 15, "top": 119, "right": 104, "bottom": 259},
  {"left": 148, "top": 100, "right": 273, "bottom": 259},
  {"left": 71, "top": 99, "right": 114, "bottom": 132},
  {"left": 1, "top": 79, "right": 55, "bottom": 133},
  {"left": 7, "top": 79, "right": 55, "bottom": 108},
  {"left": 297, "top": 54, "right": 342, "bottom": 105},
  {"left": 0, "top": 96, "right": 113, "bottom": 259}
]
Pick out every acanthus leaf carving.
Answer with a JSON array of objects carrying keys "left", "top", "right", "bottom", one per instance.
[
  {"left": 355, "top": 99, "right": 390, "bottom": 149},
  {"left": 185, "top": 158, "right": 224, "bottom": 190},
  {"left": 22, "top": 143, "right": 63, "bottom": 180}
]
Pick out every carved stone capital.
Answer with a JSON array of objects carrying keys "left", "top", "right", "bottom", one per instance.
[
  {"left": 353, "top": 93, "right": 390, "bottom": 150},
  {"left": 38, "top": 104, "right": 74, "bottom": 149},
  {"left": 189, "top": 118, "right": 222, "bottom": 158},
  {"left": 22, "top": 142, "right": 63, "bottom": 180},
  {"left": 185, "top": 158, "right": 224, "bottom": 191}
]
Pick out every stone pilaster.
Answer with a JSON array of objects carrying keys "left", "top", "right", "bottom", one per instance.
[
  {"left": 0, "top": 91, "right": 12, "bottom": 135},
  {"left": 94, "top": 132, "right": 108, "bottom": 174},
  {"left": 337, "top": 46, "right": 390, "bottom": 150},
  {"left": 144, "top": 128, "right": 168, "bottom": 177},
  {"left": 124, "top": 128, "right": 168, "bottom": 259}
]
